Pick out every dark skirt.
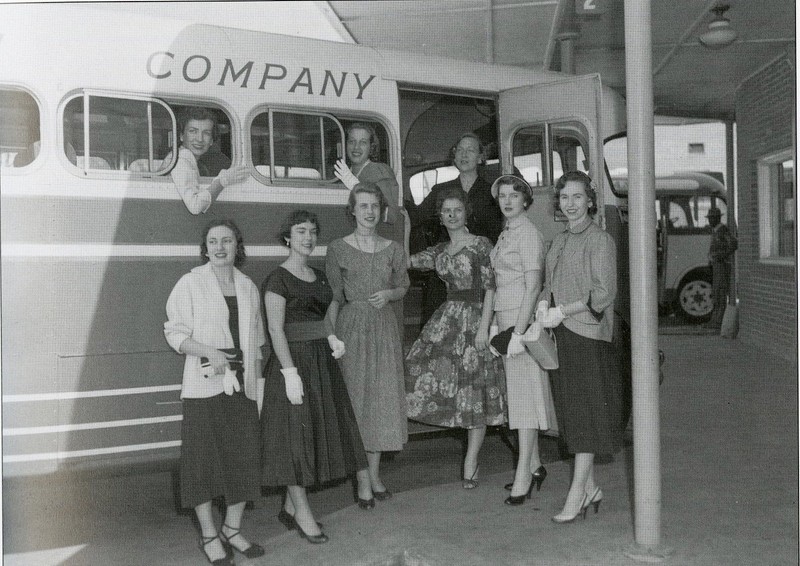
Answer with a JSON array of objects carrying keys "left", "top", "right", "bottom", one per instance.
[
  {"left": 180, "top": 392, "right": 261, "bottom": 509},
  {"left": 261, "top": 338, "right": 368, "bottom": 487},
  {"left": 549, "top": 325, "right": 624, "bottom": 456}
]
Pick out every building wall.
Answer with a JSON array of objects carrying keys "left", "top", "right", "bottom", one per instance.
[{"left": 735, "top": 55, "right": 797, "bottom": 360}]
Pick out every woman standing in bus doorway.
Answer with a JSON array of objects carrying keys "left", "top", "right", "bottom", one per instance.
[
  {"left": 164, "top": 219, "right": 265, "bottom": 565},
  {"left": 334, "top": 122, "right": 401, "bottom": 239},
  {"left": 408, "top": 133, "right": 504, "bottom": 326},
  {"left": 326, "top": 183, "right": 410, "bottom": 508},
  {"left": 405, "top": 186, "right": 506, "bottom": 488},
  {"left": 260, "top": 210, "right": 370, "bottom": 544},
  {"left": 170, "top": 107, "right": 248, "bottom": 215},
  {"left": 489, "top": 175, "right": 557, "bottom": 506},
  {"left": 538, "top": 171, "right": 623, "bottom": 523}
]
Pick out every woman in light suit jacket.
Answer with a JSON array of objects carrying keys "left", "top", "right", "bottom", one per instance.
[{"left": 164, "top": 219, "right": 265, "bottom": 565}]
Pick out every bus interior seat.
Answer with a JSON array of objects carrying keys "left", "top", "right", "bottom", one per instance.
[
  {"left": 287, "top": 167, "right": 321, "bottom": 179},
  {"left": 76, "top": 155, "right": 112, "bottom": 170},
  {"left": 128, "top": 158, "right": 165, "bottom": 172}
]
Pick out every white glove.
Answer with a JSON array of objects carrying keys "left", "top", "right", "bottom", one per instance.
[
  {"left": 334, "top": 159, "right": 360, "bottom": 190},
  {"left": 487, "top": 324, "right": 501, "bottom": 357},
  {"left": 540, "top": 306, "right": 566, "bottom": 328},
  {"left": 327, "top": 335, "right": 346, "bottom": 359},
  {"left": 535, "top": 300, "right": 549, "bottom": 322},
  {"left": 506, "top": 332, "right": 525, "bottom": 358},
  {"left": 222, "top": 367, "right": 241, "bottom": 396},
  {"left": 280, "top": 367, "right": 304, "bottom": 405},
  {"left": 216, "top": 165, "right": 249, "bottom": 187}
]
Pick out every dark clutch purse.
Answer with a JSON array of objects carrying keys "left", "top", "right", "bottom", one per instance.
[
  {"left": 200, "top": 348, "right": 243, "bottom": 379},
  {"left": 490, "top": 326, "right": 530, "bottom": 355}
]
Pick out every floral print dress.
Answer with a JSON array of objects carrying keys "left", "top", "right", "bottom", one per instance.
[{"left": 405, "top": 236, "right": 506, "bottom": 428}]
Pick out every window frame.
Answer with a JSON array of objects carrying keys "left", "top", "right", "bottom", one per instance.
[
  {"left": 757, "top": 148, "right": 796, "bottom": 265},
  {"left": 0, "top": 84, "right": 43, "bottom": 171},
  {"left": 510, "top": 120, "right": 590, "bottom": 189},
  {"left": 247, "top": 106, "right": 346, "bottom": 186},
  {"left": 59, "top": 89, "right": 178, "bottom": 178}
]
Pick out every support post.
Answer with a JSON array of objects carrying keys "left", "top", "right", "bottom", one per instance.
[{"left": 622, "top": 0, "right": 672, "bottom": 561}]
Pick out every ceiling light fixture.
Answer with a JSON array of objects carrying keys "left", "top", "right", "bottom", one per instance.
[{"left": 699, "top": 4, "right": 737, "bottom": 49}]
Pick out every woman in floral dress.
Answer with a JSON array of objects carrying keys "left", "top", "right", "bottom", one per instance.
[{"left": 405, "top": 186, "right": 506, "bottom": 489}]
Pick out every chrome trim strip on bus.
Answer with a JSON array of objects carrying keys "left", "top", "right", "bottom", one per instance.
[
  {"left": 3, "top": 440, "right": 182, "bottom": 463},
  {"left": 3, "top": 384, "right": 182, "bottom": 403},
  {"left": 0, "top": 244, "right": 326, "bottom": 258},
  {"left": 3, "top": 415, "right": 183, "bottom": 436}
]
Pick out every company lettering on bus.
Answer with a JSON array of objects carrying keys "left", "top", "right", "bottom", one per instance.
[{"left": 146, "top": 51, "right": 376, "bottom": 99}]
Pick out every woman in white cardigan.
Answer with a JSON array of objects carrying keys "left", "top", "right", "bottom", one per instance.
[{"left": 164, "top": 219, "right": 265, "bottom": 565}]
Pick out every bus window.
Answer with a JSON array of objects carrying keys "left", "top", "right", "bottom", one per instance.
[
  {"left": 62, "top": 94, "right": 176, "bottom": 174},
  {"left": 251, "top": 110, "right": 343, "bottom": 182},
  {"left": 168, "top": 104, "right": 234, "bottom": 177},
  {"left": 552, "top": 124, "right": 589, "bottom": 179},
  {"left": 408, "top": 166, "right": 459, "bottom": 205},
  {"left": 512, "top": 124, "right": 546, "bottom": 187},
  {"left": 1, "top": 88, "right": 40, "bottom": 168},
  {"left": 667, "top": 199, "right": 689, "bottom": 229}
]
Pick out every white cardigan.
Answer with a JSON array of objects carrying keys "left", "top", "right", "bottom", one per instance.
[{"left": 164, "top": 263, "right": 265, "bottom": 400}]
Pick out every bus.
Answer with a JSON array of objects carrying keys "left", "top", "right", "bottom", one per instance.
[
  {"left": 0, "top": 5, "right": 628, "bottom": 476},
  {"left": 612, "top": 171, "right": 728, "bottom": 321}
]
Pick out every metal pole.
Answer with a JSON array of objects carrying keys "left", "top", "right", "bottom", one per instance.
[
  {"left": 622, "top": 0, "right": 670, "bottom": 561},
  {"left": 725, "top": 121, "right": 737, "bottom": 304},
  {"left": 558, "top": 31, "right": 579, "bottom": 75}
]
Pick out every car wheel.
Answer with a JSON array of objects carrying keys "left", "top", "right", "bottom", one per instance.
[{"left": 676, "top": 276, "right": 713, "bottom": 322}]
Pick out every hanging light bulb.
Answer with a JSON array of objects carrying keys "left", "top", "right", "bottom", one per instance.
[{"left": 699, "top": 4, "right": 738, "bottom": 49}]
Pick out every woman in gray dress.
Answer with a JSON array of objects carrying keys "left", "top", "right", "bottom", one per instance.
[{"left": 326, "top": 182, "right": 410, "bottom": 509}]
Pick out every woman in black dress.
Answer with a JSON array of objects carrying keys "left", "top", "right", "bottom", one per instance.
[
  {"left": 261, "top": 210, "right": 368, "bottom": 544},
  {"left": 164, "top": 219, "right": 265, "bottom": 565}
]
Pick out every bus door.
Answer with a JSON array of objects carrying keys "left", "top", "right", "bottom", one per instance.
[{"left": 497, "top": 74, "right": 605, "bottom": 245}]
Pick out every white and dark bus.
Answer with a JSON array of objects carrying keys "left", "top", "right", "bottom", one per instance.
[{"left": 0, "top": 5, "right": 629, "bottom": 476}]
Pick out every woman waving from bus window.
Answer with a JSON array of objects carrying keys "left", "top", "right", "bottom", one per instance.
[
  {"left": 334, "top": 122, "right": 400, "bottom": 238},
  {"left": 170, "top": 107, "right": 248, "bottom": 215},
  {"left": 164, "top": 219, "right": 265, "bottom": 564}
]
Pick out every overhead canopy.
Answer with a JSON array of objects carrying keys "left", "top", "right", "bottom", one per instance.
[{"left": 328, "top": 0, "right": 795, "bottom": 120}]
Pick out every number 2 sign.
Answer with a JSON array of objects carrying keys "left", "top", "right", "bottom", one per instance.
[{"left": 576, "top": 0, "right": 609, "bottom": 15}]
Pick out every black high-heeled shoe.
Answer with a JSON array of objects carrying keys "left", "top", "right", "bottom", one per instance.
[
  {"left": 504, "top": 476, "right": 535, "bottom": 506},
  {"left": 373, "top": 489, "right": 393, "bottom": 501},
  {"left": 357, "top": 496, "right": 376, "bottom": 509},
  {"left": 296, "top": 521, "right": 329, "bottom": 544},
  {"left": 504, "top": 465, "right": 547, "bottom": 491},
  {"left": 551, "top": 492, "right": 590, "bottom": 524},
  {"left": 220, "top": 523, "right": 265, "bottom": 559},
  {"left": 278, "top": 508, "right": 324, "bottom": 530},
  {"left": 584, "top": 487, "right": 603, "bottom": 514},
  {"left": 199, "top": 534, "right": 234, "bottom": 565}
]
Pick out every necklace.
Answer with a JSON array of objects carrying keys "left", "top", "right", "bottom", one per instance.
[{"left": 353, "top": 231, "right": 376, "bottom": 295}]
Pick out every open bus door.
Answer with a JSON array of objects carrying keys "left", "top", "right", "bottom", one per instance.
[{"left": 496, "top": 74, "right": 606, "bottom": 244}]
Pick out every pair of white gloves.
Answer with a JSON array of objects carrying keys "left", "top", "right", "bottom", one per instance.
[
  {"left": 281, "top": 335, "right": 346, "bottom": 405},
  {"left": 487, "top": 303, "right": 566, "bottom": 359}
]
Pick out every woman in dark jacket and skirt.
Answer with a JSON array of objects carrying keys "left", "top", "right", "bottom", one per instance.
[{"left": 537, "top": 171, "right": 624, "bottom": 523}]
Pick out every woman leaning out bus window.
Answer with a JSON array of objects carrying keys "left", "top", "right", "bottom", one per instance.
[{"left": 164, "top": 219, "right": 265, "bottom": 565}]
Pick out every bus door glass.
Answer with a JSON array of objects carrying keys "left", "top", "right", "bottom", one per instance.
[{"left": 498, "top": 74, "right": 604, "bottom": 243}]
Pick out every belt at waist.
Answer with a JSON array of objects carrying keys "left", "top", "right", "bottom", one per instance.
[
  {"left": 284, "top": 321, "right": 329, "bottom": 342},
  {"left": 447, "top": 289, "right": 482, "bottom": 303}
]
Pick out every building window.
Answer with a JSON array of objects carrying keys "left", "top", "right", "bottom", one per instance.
[
  {"left": 688, "top": 143, "right": 705, "bottom": 154},
  {"left": 757, "top": 149, "right": 795, "bottom": 262}
]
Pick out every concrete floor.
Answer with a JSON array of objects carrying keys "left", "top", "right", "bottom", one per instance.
[{"left": 3, "top": 333, "right": 798, "bottom": 565}]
